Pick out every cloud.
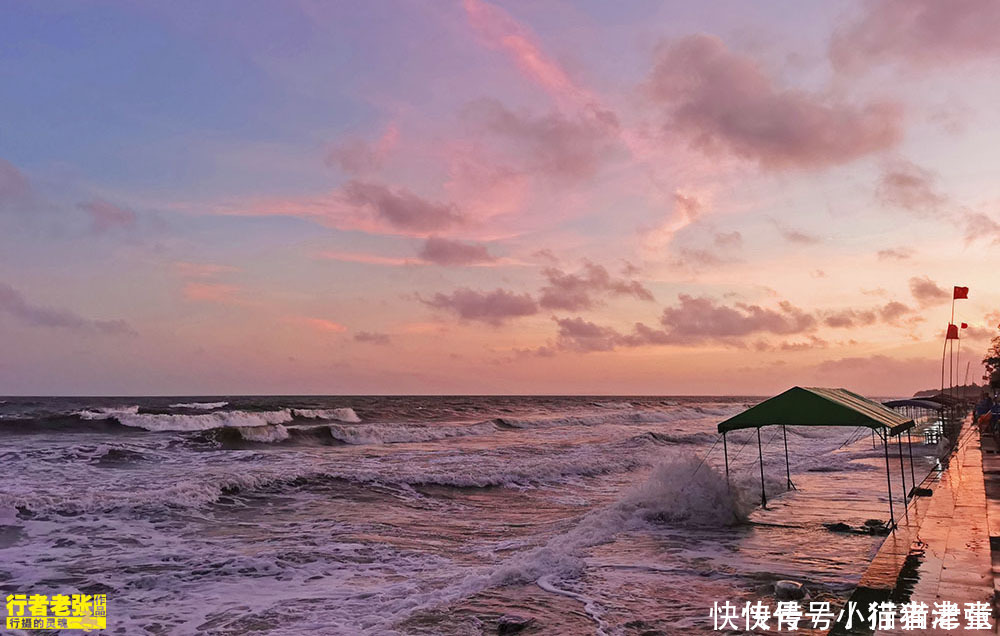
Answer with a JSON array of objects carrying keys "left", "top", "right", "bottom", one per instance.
[
  {"left": 963, "top": 212, "right": 1000, "bottom": 245},
  {"left": 463, "top": 98, "right": 617, "bottom": 182},
  {"left": 714, "top": 231, "right": 742, "bottom": 248},
  {"left": 553, "top": 317, "right": 622, "bottom": 352},
  {"left": 354, "top": 331, "right": 391, "bottom": 345},
  {"left": 822, "top": 301, "right": 914, "bottom": 328},
  {"left": 300, "top": 317, "right": 348, "bottom": 333},
  {"left": 342, "top": 180, "right": 462, "bottom": 232},
  {"left": 0, "top": 282, "right": 135, "bottom": 336},
  {"left": 641, "top": 190, "right": 704, "bottom": 254},
  {"left": 908, "top": 276, "right": 950, "bottom": 307},
  {"left": 317, "top": 251, "right": 416, "bottom": 266},
  {"left": 326, "top": 123, "right": 399, "bottom": 174},
  {"left": 646, "top": 34, "right": 902, "bottom": 170},
  {"left": 539, "top": 262, "right": 654, "bottom": 311},
  {"left": 182, "top": 282, "right": 242, "bottom": 304},
  {"left": 77, "top": 198, "right": 137, "bottom": 232},
  {"left": 877, "top": 247, "right": 914, "bottom": 260},
  {"left": 657, "top": 294, "right": 816, "bottom": 344},
  {"left": 875, "top": 160, "right": 946, "bottom": 214},
  {"left": 423, "top": 287, "right": 538, "bottom": 325},
  {"left": 831, "top": 0, "right": 1000, "bottom": 71},
  {"left": 774, "top": 224, "right": 821, "bottom": 245},
  {"left": 462, "top": 0, "right": 591, "bottom": 108},
  {"left": 823, "top": 309, "right": 877, "bottom": 328},
  {"left": 0, "top": 158, "right": 31, "bottom": 205},
  {"left": 418, "top": 236, "right": 495, "bottom": 266}
]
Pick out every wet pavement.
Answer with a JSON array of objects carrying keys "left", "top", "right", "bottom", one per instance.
[{"left": 846, "top": 422, "right": 997, "bottom": 635}]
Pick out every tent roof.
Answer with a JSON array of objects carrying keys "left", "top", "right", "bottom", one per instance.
[
  {"left": 882, "top": 398, "right": 944, "bottom": 411},
  {"left": 717, "top": 386, "right": 914, "bottom": 435}
]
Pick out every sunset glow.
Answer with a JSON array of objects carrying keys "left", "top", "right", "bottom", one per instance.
[{"left": 2, "top": 0, "right": 998, "bottom": 395}]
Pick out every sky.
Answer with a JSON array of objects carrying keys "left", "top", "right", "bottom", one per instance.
[{"left": 2, "top": 0, "right": 999, "bottom": 396}]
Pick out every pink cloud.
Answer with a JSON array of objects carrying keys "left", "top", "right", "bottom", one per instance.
[
  {"left": 646, "top": 34, "right": 902, "bottom": 170},
  {"left": 657, "top": 294, "right": 817, "bottom": 344},
  {"left": 876, "top": 160, "right": 946, "bottom": 214},
  {"left": 554, "top": 316, "right": 622, "bottom": 352},
  {"left": 462, "top": 98, "right": 618, "bottom": 182},
  {"left": 462, "top": 0, "right": 589, "bottom": 108},
  {"left": 964, "top": 213, "right": 1000, "bottom": 245},
  {"left": 877, "top": 247, "right": 914, "bottom": 260},
  {"left": 326, "top": 123, "right": 399, "bottom": 175},
  {"left": 342, "top": 180, "right": 462, "bottom": 232},
  {"left": 831, "top": 0, "right": 1000, "bottom": 71},
  {"left": 0, "top": 281, "right": 135, "bottom": 336},
  {"left": 77, "top": 198, "right": 137, "bottom": 232},
  {"left": 0, "top": 158, "right": 31, "bottom": 204},
  {"left": 908, "top": 276, "right": 950, "bottom": 307},
  {"left": 423, "top": 287, "right": 538, "bottom": 325},
  {"left": 300, "top": 317, "right": 348, "bottom": 333},
  {"left": 354, "top": 331, "right": 391, "bottom": 345},
  {"left": 317, "top": 251, "right": 417, "bottom": 266},
  {"left": 419, "top": 236, "right": 495, "bottom": 266},
  {"left": 182, "top": 282, "right": 242, "bottom": 304},
  {"left": 539, "top": 262, "right": 653, "bottom": 311}
]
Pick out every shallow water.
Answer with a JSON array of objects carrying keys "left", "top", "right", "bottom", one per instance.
[{"left": 0, "top": 396, "right": 938, "bottom": 634}]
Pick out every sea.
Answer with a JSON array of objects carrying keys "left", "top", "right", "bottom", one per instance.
[{"left": 0, "top": 396, "right": 942, "bottom": 635}]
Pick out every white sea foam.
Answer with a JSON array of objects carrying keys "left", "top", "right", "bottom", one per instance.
[
  {"left": 326, "top": 422, "right": 496, "bottom": 445},
  {"left": 169, "top": 401, "right": 229, "bottom": 410},
  {"left": 292, "top": 408, "right": 360, "bottom": 422},
  {"left": 76, "top": 405, "right": 140, "bottom": 420},
  {"left": 117, "top": 409, "right": 293, "bottom": 432}
]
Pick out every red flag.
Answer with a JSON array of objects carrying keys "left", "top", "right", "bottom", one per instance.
[
  {"left": 961, "top": 322, "right": 968, "bottom": 329},
  {"left": 946, "top": 324, "right": 960, "bottom": 339},
  {"left": 954, "top": 286, "right": 969, "bottom": 299}
]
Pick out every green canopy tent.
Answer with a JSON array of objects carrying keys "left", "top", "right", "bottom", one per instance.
[{"left": 717, "top": 387, "right": 916, "bottom": 528}]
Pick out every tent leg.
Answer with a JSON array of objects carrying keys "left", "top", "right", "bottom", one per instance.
[
  {"left": 883, "top": 432, "right": 895, "bottom": 531},
  {"left": 757, "top": 427, "right": 767, "bottom": 509},
  {"left": 782, "top": 425, "right": 794, "bottom": 490},
  {"left": 907, "top": 429, "right": 916, "bottom": 495},
  {"left": 897, "top": 432, "right": 909, "bottom": 522},
  {"left": 723, "top": 432, "right": 730, "bottom": 488},
  {"left": 871, "top": 429, "right": 876, "bottom": 450}
]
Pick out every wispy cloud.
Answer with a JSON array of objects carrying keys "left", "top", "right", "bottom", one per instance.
[{"left": 0, "top": 282, "right": 135, "bottom": 336}]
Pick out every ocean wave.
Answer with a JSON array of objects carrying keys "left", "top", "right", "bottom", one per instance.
[
  {"left": 76, "top": 406, "right": 140, "bottom": 420},
  {"left": 325, "top": 422, "right": 498, "bottom": 445},
  {"left": 238, "top": 424, "right": 290, "bottom": 443},
  {"left": 169, "top": 401, "right": 228, "bottom": 410},
  {"left": 292, "top": 408, "right": 361, "bottom": 422},
  {"left": 117, "top": 409, "right": 294, "bottom": 432}
]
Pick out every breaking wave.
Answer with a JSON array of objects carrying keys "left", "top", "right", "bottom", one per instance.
[
  {"left": 169, "top": 401, "right": 228, "bottom": 410},
  {"left": 292, "top": 408, "right": 361, "bottom": 422},
  {"left": 325, "top": 422, "right": 497, "bottom": 445},
  {"left": 117, "top": 410, "right": 294, "bottom": 432},
  {"left": 76, "top": 406, "right": 140, "bottom": 420}
]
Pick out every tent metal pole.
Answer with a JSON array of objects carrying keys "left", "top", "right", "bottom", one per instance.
[
  {"left": 897, "top": 432, "right": 909, "bottom": 522},
  {"left": 907, "top": 428, "right": 916, "bottom": 494},
  {"left": 782, "top": 425, "right": 793, "bottom": 490},
  {"left": 723, "top": 432, "right": 729, "bottom": 487},
  {"left": 757, "top": 427, "right": 767, "bottom": 509},
  {"left": 883, "top": 431, "right": 895, "bottom": 531}
]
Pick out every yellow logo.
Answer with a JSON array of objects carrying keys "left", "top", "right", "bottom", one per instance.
[{"left": 5, "top": 593, "right": 107, "bottom": 631}]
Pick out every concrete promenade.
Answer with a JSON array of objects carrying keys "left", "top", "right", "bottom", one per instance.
[{"left": 841, "top": 422, "right": 997, "bottom": 635}]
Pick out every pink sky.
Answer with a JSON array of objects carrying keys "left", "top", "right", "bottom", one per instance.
[{"left": 1, "top": 0, "right": 999, "bottom": 395}]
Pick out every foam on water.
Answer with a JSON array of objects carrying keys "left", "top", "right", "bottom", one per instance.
[
  {"left": 76, "top": 405, "right": 140, "bottom": 420},
  {"left": 292, "top": 408, "right": 360, "bottom": 422},
  {"left": 169, "top": 401, "right": 229, "bottom": 410},
  {"left": 326, "top": 421, "right": 497, "bottom": 444},
  {"left": 117, "top": 409, "right": 294, "bottom": 432}
]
